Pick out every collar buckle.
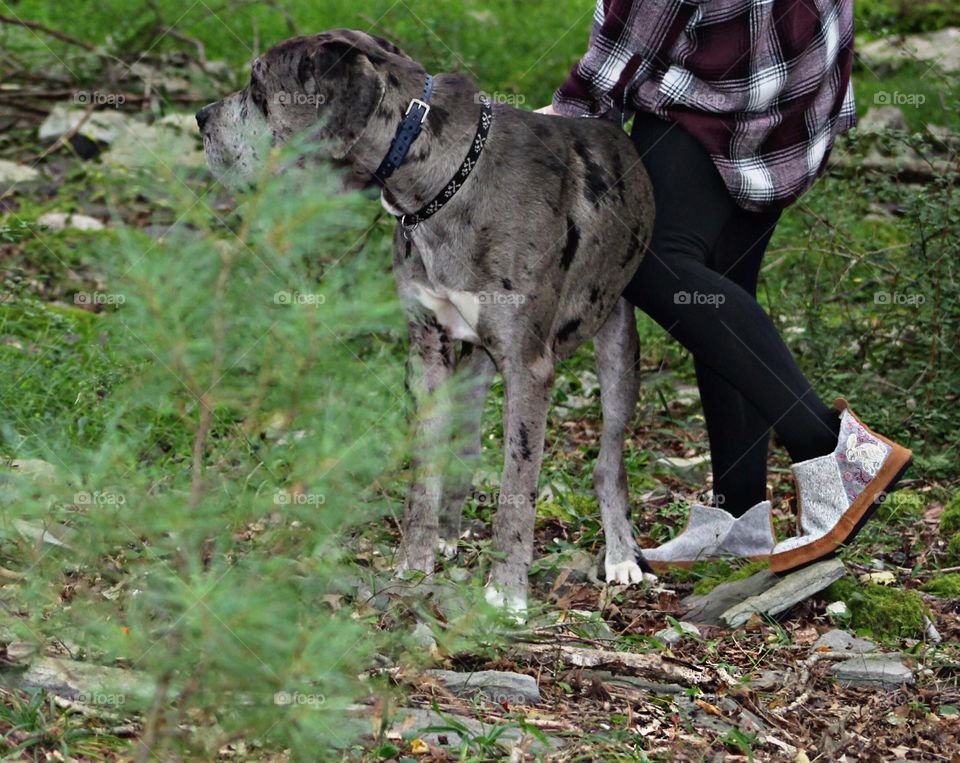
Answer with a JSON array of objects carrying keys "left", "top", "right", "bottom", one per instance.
[{"left": 405, "top": 98, "right": 431, "bottom": 123}]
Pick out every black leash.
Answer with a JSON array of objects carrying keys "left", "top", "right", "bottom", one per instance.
[{"left": 372, "top": 75, "right": 493, "bottom": 234}]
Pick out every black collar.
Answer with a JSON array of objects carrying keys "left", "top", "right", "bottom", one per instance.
[{"left": 372, "top": 76, "right": 493, "bottom": 233}]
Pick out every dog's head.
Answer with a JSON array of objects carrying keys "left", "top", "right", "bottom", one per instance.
[{"left": 198, "top": 29, "right": 421, "bottom": 189}]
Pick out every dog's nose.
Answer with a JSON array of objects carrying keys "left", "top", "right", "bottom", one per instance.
[{"left": 196, "top": 104, "right": 215, "bottom": 132}]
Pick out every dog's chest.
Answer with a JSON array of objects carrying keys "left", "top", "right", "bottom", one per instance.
[{"left": 412, "top": 283, "right": 481, "bottom": 344}]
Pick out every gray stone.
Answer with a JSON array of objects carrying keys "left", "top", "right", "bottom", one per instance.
[
  {"left": 858, "top": 28, "right": 960, "bottom": 74},
  {"left": 425, "top": 669, "right": 540, "bottom": 705},
  {"left": 655, "top": 621, "right": 701, "bottom": 645},
  {"left": 411, "top": 623, "right": 437, "bottom": 651},
  {"left": 39, "top": 106, "right": 131, "bottom": 145},
  {"left": 532, "top": 548, "right": 601, "bottom": 587},
  {"left": 582, "top": 670, "right": 685, "bottom": 695},
  {"left": 681, "top": 570, "right": 779, "bottom": 625},
  {"left": 384, "top": 706, "right": 560, "bottom": 752},
  {"left": 3, "top": 657, "right": 154, "bottom": 702},
  {"left": 858, "top": 106, "right": 909, "bottom": 134},
  {"left": 720, "top": 559, "right": 846, "bottom": 629},
  {"left": 831, "top": 655, "right": 915, "bottom": 689},
  {"left": 547, "top": 609, "right": 614, "bottom": 641},
  {"left": 814, "top": 629, "right": 876, "bottom": 655},
  {"left": 0, "top": 159, "right": 40, "bottom": 184},
  {"left": 37, "top": 212, "right": 105, "bottom": 232}
]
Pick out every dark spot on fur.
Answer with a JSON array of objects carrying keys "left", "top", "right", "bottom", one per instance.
[
  {"left": 518, "top": 423, "right": 532, "bottom": 461},
  {"left": 560, "top": 217, "right": 580, "bottom": 270},
  {"left": 574, "top": 139, "right": 609, "bottom": 207},
  {"left": 556, "top": 318, "right": 582, "bottom": 344},
  {"left": 427, "top": 105, "right": 450, "bottom": 138},
  {"left": 532, "top": 123, "right": 550, "bottom": 139},
  {"left": 502, "top": 278, "right": 513, "bottom": 291},
  {"left": 589, "top": 284, "right": 601, "bottom": 304},
  {"left": 404, "top": 241, "right": 412, "bottom": 259},
  {"left": 387, "top": 72, "right": 400, "bottom": 88}
]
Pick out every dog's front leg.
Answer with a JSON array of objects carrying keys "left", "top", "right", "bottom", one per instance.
[
  {"left": 485, "top": 356, "right": 555, "bottom": 616},
  {"left": 396, "top": 317, "right": 455, "bottom": 577},
  {"left": 437, "top": 343, "right": 497, "bottom": 559},
  {"left": 594, "top": 298, "right": 656, "bottom": 584}
]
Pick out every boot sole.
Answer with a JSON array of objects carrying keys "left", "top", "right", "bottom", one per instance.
[{"left": 769, "top": 448, "right": 913, "bottom": 575}]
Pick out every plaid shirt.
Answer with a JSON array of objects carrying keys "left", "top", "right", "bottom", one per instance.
[{"left": 553, "top": 0, "right": 857, "bottom": 211}]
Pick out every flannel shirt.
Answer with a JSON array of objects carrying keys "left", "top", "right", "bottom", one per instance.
[{"left": 553, "top": 0, "right": 857, "bottom": 211}]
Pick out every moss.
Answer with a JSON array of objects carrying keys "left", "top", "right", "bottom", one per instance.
[
  {"left": 877, "top": 490, "right": 925, "bottom": 522},
  {"left": 946, "top": 533, "right": 960, "bottom": 565},
  {"left": 921, "top": 574, "right": 960, "bottom": 598},
  {"left": 691, "top": 560, "right": 768, "bottom": 596},
  {"left": 940, "top": 493, "right": 960, "bottom": 536},
  {"left": 825, "top": 578, "right": 928, "bottom": 639}
]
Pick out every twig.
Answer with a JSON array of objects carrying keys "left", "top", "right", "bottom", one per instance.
[{"left": 0, "top": 14, "right": 95, "bottom": 50}]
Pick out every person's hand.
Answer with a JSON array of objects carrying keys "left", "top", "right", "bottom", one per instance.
[{"left": 535, "top": 104, "right": 559, "bottom": 116}]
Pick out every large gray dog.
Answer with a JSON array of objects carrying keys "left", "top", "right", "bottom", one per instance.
[{"left": 198, "top": 29, "right": 656, "bottom": 614}]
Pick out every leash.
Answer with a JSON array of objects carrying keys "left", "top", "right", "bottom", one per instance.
[{"left": 372, "top": 74, "right": 493, "bottom": 235}]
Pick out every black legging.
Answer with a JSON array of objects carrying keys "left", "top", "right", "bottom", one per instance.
[{"left": 623, "top": 112, "right": 840, "bottom": 517}]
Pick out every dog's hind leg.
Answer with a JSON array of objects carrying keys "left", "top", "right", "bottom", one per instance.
[
  {"left": 437, "top": 343, "right": 496, "bottom": 559},
  {"left": 485, "top": 354, "right": 555, "bottom": 617},
  {"left": 396, "top": 316, "right": 456, "bottom": 577},
  {"left": 594, "top": 298, "right": 657, "bottom": 584}
]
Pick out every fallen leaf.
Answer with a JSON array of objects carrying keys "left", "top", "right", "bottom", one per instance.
[
  {"left": 694, "top": 698, "right": 723, "bottom": 716},
  {"left": 410, "top": 738, "right": 429, "bottom": 754}
]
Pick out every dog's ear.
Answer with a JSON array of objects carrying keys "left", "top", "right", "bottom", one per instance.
[{"left": 300, "top": 40, "right": 386, "bottom": 159}]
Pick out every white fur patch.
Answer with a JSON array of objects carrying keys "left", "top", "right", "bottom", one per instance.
[
  {"left": 437, "top": 538, "right": 458, "bottom": 559},
  {"left": 413, "top": 283, "right": 482, "bottom": 343},
  {"left": 484, "top": 584, "right": 527, "bottom": 623},
  {"left": 605, "top": 559, "right": 658, "bottom": 585}
]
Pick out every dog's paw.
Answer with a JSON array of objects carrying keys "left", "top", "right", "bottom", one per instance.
[
  {"left": 437, "top": 538, "right": 458, "bottom": 559},
  {"left": 605, "top": 558, "right": 658, "bottom": 585},
  {"left": 484, "top": 585, "right": 527, "bottom": 623}
]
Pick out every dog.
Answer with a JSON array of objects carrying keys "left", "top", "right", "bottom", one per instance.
[{"left": 198, "top": 28, "right": 656, "bottom": 614}]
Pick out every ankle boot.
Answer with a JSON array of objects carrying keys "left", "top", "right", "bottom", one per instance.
[
  {"left": 769, "top": 399, "right": 912, "bottom": 573},
  {"left": 644, "top": 501, "right": 776, "bottom": 572}
]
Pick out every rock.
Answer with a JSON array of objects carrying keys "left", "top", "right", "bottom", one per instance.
[
  {"left": 101, "top": 119, "right": 204, "bottom": 169},
  {"left": 382, "top": 706, "right": 560, "bottom": 753},
  {"left": 547, "top": 609, "right": 614, "bottom": 641},
  {"left": 681, "top": 570, "right": 779, "bottom": 625},
  {"left": 411, "top": 623, "right": 437, "bottom": 651},
  {"left": 814, "top": 629, "right": 876, "bottom": 655},
  {"left": 0, "top": 159, "right": 40, "bottom": 184},
  {"left": 39, "top": 106, "right": 131, "bottom": 145},
  {"left": 745, "top": 669, "right": 785, "bottom": 691},
  {"left": 582, "top": 670, "right": 685, "bottom": 695},
  {"left": 3, "top": 656, "right": 154, "bottom": 702},
  {"left": 858, "top": 106, "right": 909, "bottom": 133},
  {"left": 655, "top": 621, "right": 701, "bottom": 645},
  {"left": 13, "top": 519, "right": 75, "bottom": 549},
  {"left": 831, "top": 655, "right": 915, "bottom": 689},
  {"left": 858, "top": 28, "right": 960, "bottom": 75},
  {"left": 532, "top": 548, "right": 601, "bottom": 588},
  {"left": 655, "top": 454, "right": 710, "bottom": 472},
  {"left": 720, "top": 559, "right": 846, "bottom": 629},
  {"left": 424, "top": 669, "right": 540, "bottom": 705},
  {"left": 37, "top": 212, "right": 105, "bottom": 232},
  {"left": 826, "top": 600, "right": 850, "bottom": 622}
]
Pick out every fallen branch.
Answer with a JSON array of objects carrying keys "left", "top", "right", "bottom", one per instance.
[
  {"left": 0, "top": 14, "right": 95, "bottom": 50},
  {"left": 511, "top": 643, "right": 708, "bottom": 687}
]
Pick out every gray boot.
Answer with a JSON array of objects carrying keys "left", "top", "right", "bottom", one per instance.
[{"left": 644, "top": 501, "right": 775, "bottom": 572}]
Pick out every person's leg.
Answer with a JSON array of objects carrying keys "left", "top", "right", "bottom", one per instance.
[
  {"left": 623, "top": 112, "right": 839, "bottom": 464},
  {"left": 696, "top": 208, "right": 780, "bottom": 517}
]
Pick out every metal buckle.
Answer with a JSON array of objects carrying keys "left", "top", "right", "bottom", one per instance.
[{"left": 405, "top": 98, "right": 431, "bottom": 123}]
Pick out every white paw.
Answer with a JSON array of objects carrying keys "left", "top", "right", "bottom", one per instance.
[
  {"left": 605, "top": 559, "right": 658, "bottom": 585},
  {"left": 484, "top": 585, "right": 528, "bottom": 623},
  {"left": 437, "top": 538, "right": 458, "bottom": 559}
]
